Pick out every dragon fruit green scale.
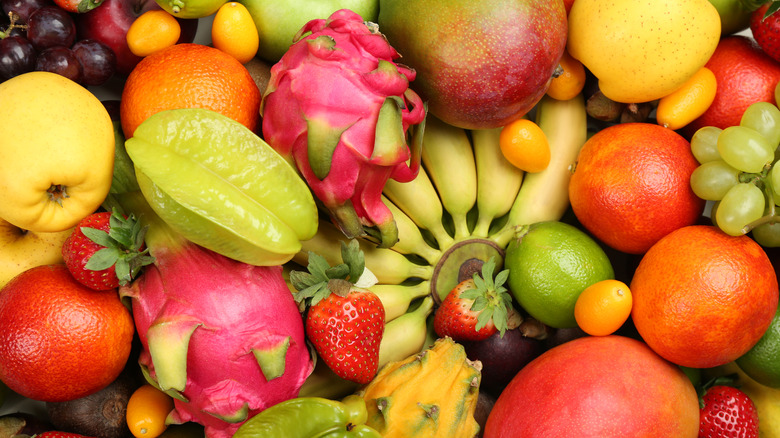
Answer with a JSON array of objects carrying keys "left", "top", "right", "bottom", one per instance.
[{"left": 260, "top": 8, "right": 426, "bottom": 249}]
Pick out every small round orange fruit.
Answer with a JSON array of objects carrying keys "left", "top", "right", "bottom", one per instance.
[
  {"left": 0, "top": 264, "right": 135, "bottom": 402},
  {"left": 574, "top": 279, "right": 632, "bottom": 336}
]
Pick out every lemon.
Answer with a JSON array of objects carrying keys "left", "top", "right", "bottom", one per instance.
[
  {"left": 504, "top": 221, "right": 614, "bottom": 328},
  {"left": 736, "top": 306, "right": 780, "bottom": 388}
]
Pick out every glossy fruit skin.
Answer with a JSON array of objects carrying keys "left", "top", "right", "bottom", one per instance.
[
  {"left": 211, "top": 1, "right": 258, "bottom": 64},
  {"left": 631, "top": 225, "right": 779, "bottom": 369},
  {"left": 683, "top": 36, "right": 780, "bottom": 138},
  {"left": 484, "top": 335, "right": 700, "bottom": 437},
  {"left": 751, "top": 4, "right": 780, "bottom": 63},
  {"left": 120, "top": 43, "right": 260, "bottom": 138},
  {"left": 0, "top": 264, "right": 135, "bottom": 402},
  {"left": 126, "top": 384, "right": 174, "bottom": 438},
  {"left": 306, "top": 288, "right": 385, "bottom": 385},
  {"left": 378, "top": 0, "right": 567, "bottom": 129},
  {"left": 737, "top": 306, "right": 780, "bottom": 388},
  {"left": 699, "top": 385, "right": 759, "bottom": 437},
  {"left": 573, "top": 279, "right": 632, "bottom": 337},
  {"left": 569, "top": 122, "right": 705, "bottom": 254},
  {"left": 434, "top": 279, "right": 497, "bottom": 342},
  {"left": 61, "top": 212, "right": 117, "bottom": 290}
]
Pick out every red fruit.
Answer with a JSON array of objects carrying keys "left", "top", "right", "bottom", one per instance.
[
  {"left": 305, "top": 288, "right": 385, "bottom": 384},
  {"left": 683, "top": 36, "right": 780, "bottom": 137},
  {"left": 484, "top": 335, "right": 700, "bottom": 437},
  {"left": 38, "top": 433, "right": 96, "bottom": 438},
  {"left": 433, "top": 258, "right": 514, "bottom": 342},
  {"left": 51, "top": 0, "right": 102, "bottom": 13},
  {"left": 61, "top": 210, "right": 153, "bottom": 291},
  {"left": 751, "top": 4, "right": 780, "bottom": 63},
  {"left": 699, "top": 385, "right": 759, "bottom": 437},
  {"left": 291, "top": 240, "right": 385, "bottom": 384}
]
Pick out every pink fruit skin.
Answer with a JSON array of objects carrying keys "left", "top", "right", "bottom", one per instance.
[
  {"left": 121, "top": 242, "right": 313, "bottom": 438},
  {"left": 261, "top": 9, "right": 425, "bottom": 247},
  {"left": 484, "top": 335, "right": 699, "bottom": 438}
]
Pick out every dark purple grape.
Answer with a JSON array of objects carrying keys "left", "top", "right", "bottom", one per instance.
[
  {"left": 26, "top": 5, "right": 75, "bottom": 51},
  {"left": 71, "top": 38, "right": 114, "bottom": 86},
  {"left": 1, "top": 0, "right": 52, "bottom": 23},
  {"left": 0, "top": 34, "right": 35, "bottom": 80},
  {"left": 35, "top": 45, "right": 81, "bottom": 82}
]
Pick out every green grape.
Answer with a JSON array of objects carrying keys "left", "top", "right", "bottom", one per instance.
[
  {"left": 689, "top": 160, "right": 741, "bottom": 201},
  {"left": 716, "top": 125, "right": 774, "bottom": 173},
  {"left": 740, "top": 101, "right": 780, "bottom": 150},
  {"left": 690, "top": 126, "right": 722, "bottom": 164},
  {"left": 770, "top": 164, "right": 780, "bottom": 202},
  {"left": 715, "top": 182, "right": 766, "bottom": 236},
  {"left": 752, "top": 222, "right": 780, "bottom": 247}
]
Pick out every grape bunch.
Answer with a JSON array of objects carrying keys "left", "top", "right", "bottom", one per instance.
[
  {"left": 0, "top": 0, "right": 115, "bottom": 85},
  {"left": 689, "top": 95, "right": 780, "bottom": 246}
]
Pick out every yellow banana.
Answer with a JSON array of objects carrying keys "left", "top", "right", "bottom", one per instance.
[
  {"left": 421, "top": 115, "right": 478, "bottom": 239},
  {"left": 383, "top": 195, "right": 442, "bottom": 265},
  {"left": 383, "top": 166, "right": 454, "bottom": 249},
  {"left": 491, "top": 94, "right": 587, "bottom": 248},
  {"left": 377, "top": 296, "right": 434, "bottom": 370},
  {"left": 471, "top": 127, "right": 525, "bottom": 237},
  {"left": 369, "top": 281, "right": 431, "bottom": 322},
  {"left": 295, "top": 220, "right": 433, "bottom": 285}
]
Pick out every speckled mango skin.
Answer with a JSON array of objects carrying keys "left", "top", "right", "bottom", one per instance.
[
  {"left": 567, "top": 0, "right": 721, "bottom": 104},
  {"left": 377, "top": 0, "right": 567, "bottom": 130}
]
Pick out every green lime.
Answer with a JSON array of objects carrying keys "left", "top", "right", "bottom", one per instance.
[
  {"left": 736, "top": 306, "right": 780, "bottom": 388},
  {"left": 504, "top": 221, "right": 614, "bottom": 329}
]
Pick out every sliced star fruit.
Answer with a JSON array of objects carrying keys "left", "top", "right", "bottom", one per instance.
[{"left": 126, "top": 108, "right": 319, "bottom": 266}]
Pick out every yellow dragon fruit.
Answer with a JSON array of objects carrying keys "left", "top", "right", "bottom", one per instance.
[{"left": 260, "top": 9, "right": 427, "bottom": 248}]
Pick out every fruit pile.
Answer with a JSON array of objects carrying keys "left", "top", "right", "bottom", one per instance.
[{"left": 4, "top": 0, "right": 780, "bottom": 437}]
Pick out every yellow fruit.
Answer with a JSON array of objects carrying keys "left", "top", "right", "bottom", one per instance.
[
  {"left": 574, "top": 279, "right": 633, "bottom": 336},
  {"left": 0, "top": 72, "right": 115, "bottom": 233},
  {"left": 212, "top": 2, "right": 260, "bottom": 64},
  {"left": 568, "top": 0, "right": 720, "bottom": 103}
]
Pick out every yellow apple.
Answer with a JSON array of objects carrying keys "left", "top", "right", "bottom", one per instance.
[
  {"left": 0, "top": 217, "right": 73, "bottom": 288},
  {"left": 0, "top": 71, "right": 115, "bottom": 233},
  {"left": 568, "top": 0, "right": 721, "bottom": 103}
]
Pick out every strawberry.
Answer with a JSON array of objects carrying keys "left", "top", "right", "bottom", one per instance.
[
  {"left": 433, "top": 257, "right": 514, "bottom": 342},
  {"left": 61, "top": 209, "right": 154, "bottom": 291},
  {"left": 699, "top": 384, "right": 759, "bottom": 438},
  {"left": 290, "top": 239, "right": 385, "bottom": 385},
  {"left": 51, "top": 0, "right": 103, "bottom": 13},
  {"left": 750, "top": 2, "right": 780, "bottom": 63},
  {"left": 37, "top": 432, "right": 96, "bottom": 438}
]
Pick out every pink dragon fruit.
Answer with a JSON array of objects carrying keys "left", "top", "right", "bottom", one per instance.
[
  {"left": 260, "top": 8, "right": 427, "bottom": 249},
  {"left": 118, "top": 193, "right": 313, "bottom": 438}
]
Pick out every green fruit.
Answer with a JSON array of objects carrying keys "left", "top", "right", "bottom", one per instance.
[
  {"left": 707, "top": 0, "right": 753, "bottom": 36},
  {"left": 504, "top": 221, "right": 614, "bottom": 329},
  {"left": 155, "top": 0, "right": 228, "bottom": 18},
  {"left": 125, "top": 108, "right": 319, "bottom": 266},
  {"left": 736, "top": 306, "right": 780, "bottom": 388}
]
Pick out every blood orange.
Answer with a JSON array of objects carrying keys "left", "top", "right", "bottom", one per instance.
[
  {"left": 630, "top": 225, "right": 779, "bottom": 369},
  {"left": 0, "top": 264, "right": 135, "bottom": 402},
  {"left": 568, "top": 122, "right": 705, "bottom": 254}
]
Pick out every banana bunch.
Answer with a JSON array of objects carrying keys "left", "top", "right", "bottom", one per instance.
[{"left": 291, "top": 94, "right": 588, "bottom": 396}]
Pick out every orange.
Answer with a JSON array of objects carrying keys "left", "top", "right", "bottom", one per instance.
[
  {"left": 568, "top": 122, "right": 705, "bottom": 254},
  {"left": 0, "top": 264, "right": 135, "bottom": 402},
  {"left": 682, "top": 35, "right": 780, "bottom": 138},
  {"left": 573, "top": 279, "right": 632, "bottom": 336},
  {"left": 630, "top": 225, "right": 779, "bottom": 369},
  {"left": 120, "top": 43, "right": 261, "bottom": 138}
]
